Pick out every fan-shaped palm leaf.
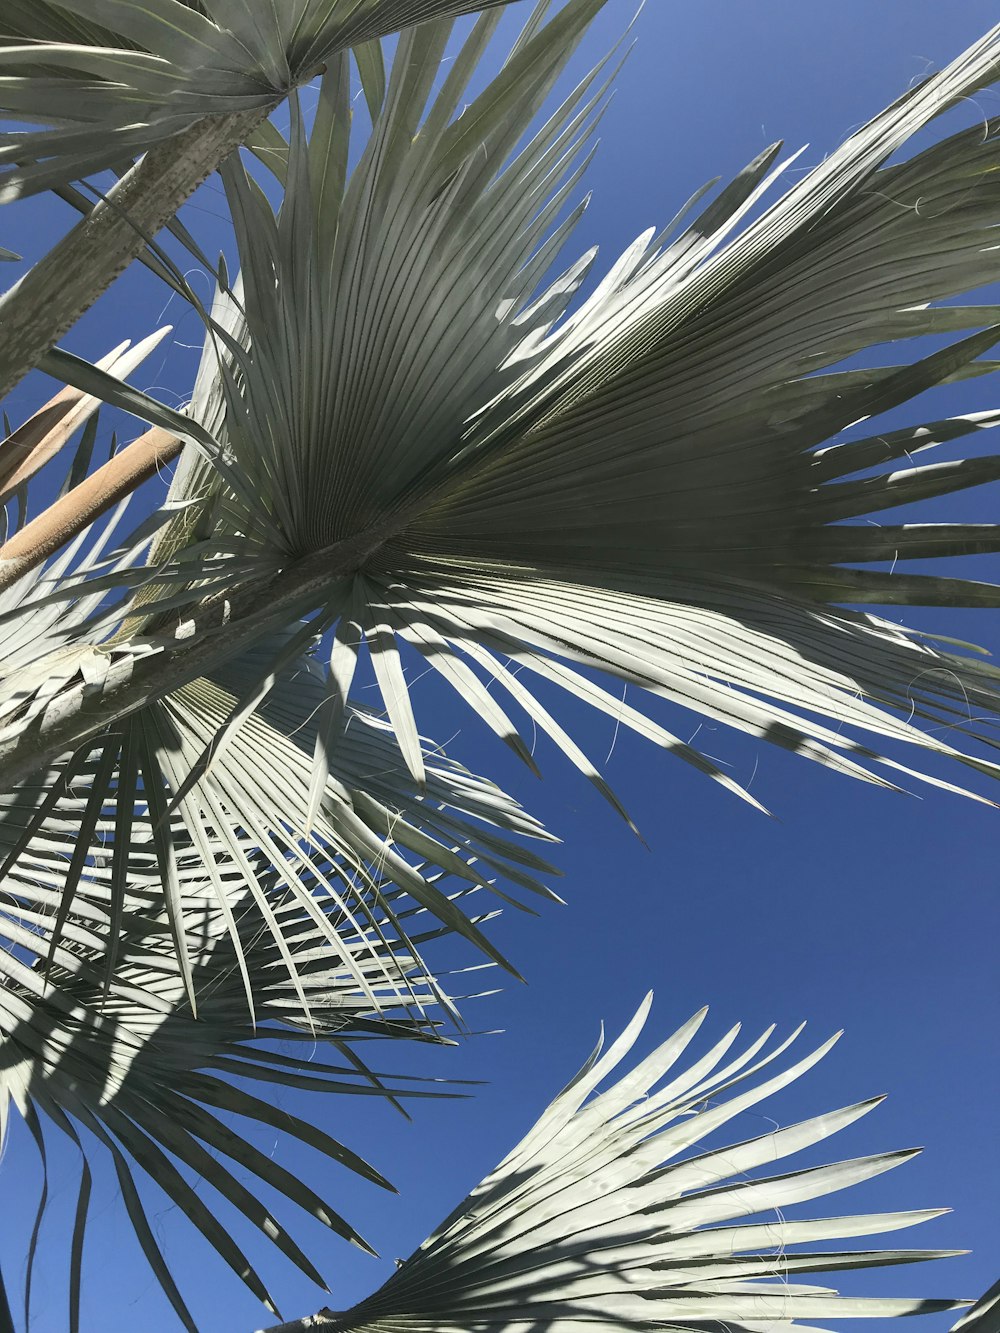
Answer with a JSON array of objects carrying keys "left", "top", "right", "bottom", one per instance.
[
  {"left": 2, "top": 850, "right": 497, "bottom": 1332},
  {"left": 21, "top": 12, "right": 1000, "bottom": 820},
  {"left": 258, "top": 996, "right": 971, "bottom": 1332},
  {"left": 0, "top": 0, "right": 531, "bottom": 200}
]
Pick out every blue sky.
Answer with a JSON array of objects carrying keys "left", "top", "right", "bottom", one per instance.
[{"left": 1, "top": 3, "right": 999, "bottom": 1331}]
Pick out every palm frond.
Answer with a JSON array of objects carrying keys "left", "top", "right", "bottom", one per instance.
[
  {"left": 106, "top": 15, "right": 1000, "bottom": 812},
  {"left": 260, "top": 997, "right": 969, "bottom": 1332},
  {"left": 1, "top": 855, "right": 491, "bottom": 1331},
  {"left": 0, "top": 0, "right": 527, "bottom": 199},
  {"left": 0, "top": 585, "right": 556, "bottom": 1014}
]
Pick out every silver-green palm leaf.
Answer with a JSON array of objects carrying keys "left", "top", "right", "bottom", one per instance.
[
  {"left": 2, "top": 860, "right": 492, "bottom": 1332},
  {"left": 260, "top": 997, "right": 970, "bottom": 1332},
  {"left": 60, "top": 11, "right": 1000, "bottom": 813},
  {"left": 0, "top": 0, "right": 528, "bottom": 199},
  {"left": 951, "top": 1280, "right": 1000, "bottom": 1333},
  {"left": 0, "top": 626, "right": 555, "bottom": 1014}
]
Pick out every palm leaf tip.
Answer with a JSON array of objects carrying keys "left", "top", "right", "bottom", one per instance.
[{"left": 277, "top": 997, "right": 969, "bottom": 1332}]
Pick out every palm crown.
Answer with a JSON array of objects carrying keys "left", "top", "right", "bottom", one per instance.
[{"left": 1, "top": 1, "right": 999, "bottom": 1329}]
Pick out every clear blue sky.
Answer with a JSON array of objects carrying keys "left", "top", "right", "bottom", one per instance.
[{"left": 1, "top": 3, "right": 999, "bottom": 1331}]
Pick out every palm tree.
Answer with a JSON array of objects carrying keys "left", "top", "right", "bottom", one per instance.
[{"left": 2, "top": 1, "right": 1000, "bottom": 1327}]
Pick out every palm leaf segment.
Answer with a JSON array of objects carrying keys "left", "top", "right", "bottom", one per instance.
[
  {"left": 280, "top": 996, "right": 969, "bottom": 1332},
  {"left": 102, "top": 9, "right": 1000, "bottom": 819},
  {"left": 951, "top": 1281, "right": 1000, "bottom": 1333},
  {"left": 0, "top": 0, "right": 524, "bottom": 199}
]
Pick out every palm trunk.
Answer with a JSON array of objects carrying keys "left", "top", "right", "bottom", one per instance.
[{"left": 0, "top": 108, "right": 267, "bottom": 400}]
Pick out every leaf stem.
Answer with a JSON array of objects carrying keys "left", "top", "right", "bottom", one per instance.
[
  {"left": 0, "top": 524, "right": 390, "bottom": 787},
  {"left": 0, "top": 427, "right": 183, "bottom": 591}
]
